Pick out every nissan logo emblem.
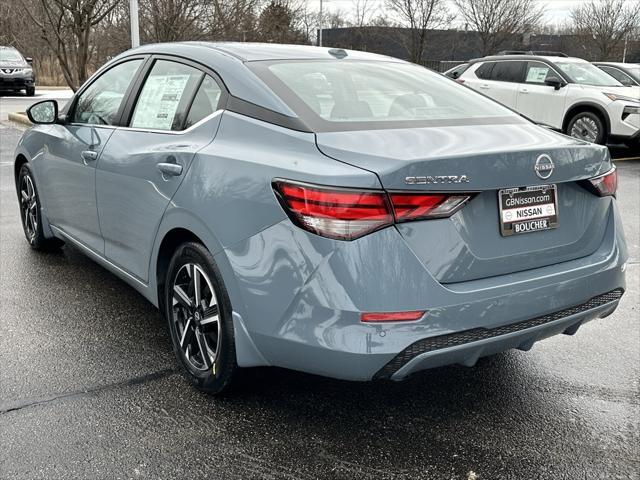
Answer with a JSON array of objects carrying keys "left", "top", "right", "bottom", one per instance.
[{"left": 534, "top": 154, "right": 554, "bottom": 180}]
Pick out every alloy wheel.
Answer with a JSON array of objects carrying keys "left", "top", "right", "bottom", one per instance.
[
  {"left": 20, "top": 174, "right": 38, "bottom": 243},
  {"left": 570, "top": 116, "right": 599, "bottom": 143},
  {"left": 171, "top": 263, "right": 220, "bottom": 371}
]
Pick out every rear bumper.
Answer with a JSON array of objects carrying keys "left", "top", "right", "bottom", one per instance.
[
  {"left": 378, "top": 288, "right": 623, "bottom": 380},
  {"left": 221, "top": 199, "right": 627, "bottom": 381}
]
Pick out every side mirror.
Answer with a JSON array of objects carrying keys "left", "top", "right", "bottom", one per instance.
[
  {"left": 27, "top": 99, "right": 59, "bottom": 124},
  {"left": 545, "top": 76, "right": 566, "bottom": 90},
  {"left": 25, "top": 57, "right": 33, "bottom": 64}
]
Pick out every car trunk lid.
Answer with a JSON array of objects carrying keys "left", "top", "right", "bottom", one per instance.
[{"left": 316, "top": 123, "right": 614, "bottom": 283}]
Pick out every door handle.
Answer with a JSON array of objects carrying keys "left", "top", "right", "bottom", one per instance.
[
  {"left": 157, "top": 162, "right": 183, "bottom": 177},
  {"left": 521, "top": 88, "right": 529, "bottom": 94},
  {"left": 81, "top": 150, "right": 98, "bottom": 163},
  {"left": 479, "top": 84, "right": 490, "bottom": 89}
]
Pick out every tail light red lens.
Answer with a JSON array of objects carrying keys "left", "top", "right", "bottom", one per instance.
[
  {"left": 588, "top": 167, "right": 617, "bottom": 197},
  {"left": 390, "top": 192, "right": 473, "bottom": 221},
  {"left": 361, "top": 310, "right": 426, "bottom": 322},
  {"left": 273, "top": 181, "right": 394, "bottom": 240},
  {"left": 273, "top": 180, "right": 473, "bottom": 240}
]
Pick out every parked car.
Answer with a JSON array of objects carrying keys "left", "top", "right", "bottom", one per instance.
[
  {"left": 593, "top": 62, "right": 640, "bottom": 87},
  {"left": 0, "top": 46, "right": 35, "bottom": 96},
  {"left": 15, "top": 43, "right": 627, "bottom": 394},
  {"left": 443, "top": 63, "right": 469, "bottom": 79},
  {"left": 458, "top": 53, "right": 640, "bottom": 146}
]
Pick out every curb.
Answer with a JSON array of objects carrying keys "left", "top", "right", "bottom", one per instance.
[{"left": 7, "top": 112, "right": 31, "bottom": 126}]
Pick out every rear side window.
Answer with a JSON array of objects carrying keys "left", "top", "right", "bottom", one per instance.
[
  {"left": 73, "top": 59, "right": 143, "bottom": 125},
  {"left": 130, "top": 60, "right": 203, "bottom": 131},
  {"left": 599, "top": 66, "right": 635, "bottom": 86},
  {"left": 525, "top": 62, "right": 553, "bottom": 84},
  {"left": 475, "top": 62, "right": 495, "bottom": 80},
  {"left": 446, "top": 63, "right": 469, "bottom": 79},
  {"left": 184, "top": 76, "right": 223, "bottom": 129},
  {"left": 491, "top": 61, "right": 524, "bottom": 82}
]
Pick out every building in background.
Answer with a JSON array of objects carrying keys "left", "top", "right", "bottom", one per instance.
[{"left": 322, "top": 27, "right": 640, "bottom": 71}]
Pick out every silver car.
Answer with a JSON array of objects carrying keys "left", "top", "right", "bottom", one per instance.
[
  {"left": 15, "top": 43, "right": 627, "bottom": 394},
  {"left": 0, "top": 46, "right": 36, "bottom": 96}
]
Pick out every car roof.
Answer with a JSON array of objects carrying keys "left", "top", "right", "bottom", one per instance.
[
  {"left": 593, "top": 61, "right": 640, "bottom": 68},
  {"left": 131, "top": 41, "right": 403, "bottom": 63},
  {"left": 470, "top": 54, "right": 586, "bottom": 64}
]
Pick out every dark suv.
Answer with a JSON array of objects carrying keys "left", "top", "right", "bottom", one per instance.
[{"left": 0, "top": 46, "right": 36, "bottom": 96}]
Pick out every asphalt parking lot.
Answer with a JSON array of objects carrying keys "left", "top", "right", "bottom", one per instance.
[{"left": 0, "top": 121, "right": 638, "bottom": 479}]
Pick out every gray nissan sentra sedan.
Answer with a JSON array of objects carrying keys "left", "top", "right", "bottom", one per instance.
[{"left": 15, "top": 43, "right": 627, "bottom": 394}]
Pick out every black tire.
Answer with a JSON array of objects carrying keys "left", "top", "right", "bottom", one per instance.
[
  {"left": 165, "top": 241, "right": 237, "bottom": 395},
  {"left": 17, "top": 163, "right": 64, "bottom": 251},
  {"left": 566, "top": 111, "right": 606, "bottom": 145},
  {"left": 25, "top": 86, "right": 35, "bottom": 96}
]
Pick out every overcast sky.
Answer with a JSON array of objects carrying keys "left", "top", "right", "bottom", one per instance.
[{"left": 321, "top": 0, "right": 637, "bottom": 27}]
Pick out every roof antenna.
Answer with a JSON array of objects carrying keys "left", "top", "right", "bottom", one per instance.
[{"left": 328, "top": 49, "right": 348, "bottom": 59}]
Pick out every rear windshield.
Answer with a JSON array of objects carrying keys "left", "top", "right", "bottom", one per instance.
[{"left": 249, "top": 60, "right": 521, "bottom": 131}]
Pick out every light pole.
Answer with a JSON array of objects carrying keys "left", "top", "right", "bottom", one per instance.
[
  {"left": 318, "top": 0, "right": 330, "bottom": 47},
  {"left": 130, "top": 0, "right": 140, "bottom": 48},
  {"left": 319, "top": 0, "right": 323, "bottom": 47}
]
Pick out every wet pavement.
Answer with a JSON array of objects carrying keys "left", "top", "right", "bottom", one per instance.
[{"left": 0, "top": 125, "right": 638, "bottom": 479}]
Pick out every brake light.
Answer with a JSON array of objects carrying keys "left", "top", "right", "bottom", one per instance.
[
  {"left": 390, "top": 192, "right": 472, "bottom": 221},
  {"left": 361, "top": 310, "right": 425, "bottom": 322},
  {"left": 273, "top": 180, "right": 394, "bottom": 240},
  {"left": 273, "top": 180, "right": 473, "bottom": 240},
  {"left": 588, "top": 167, "right": 617, "bottom": 197}
]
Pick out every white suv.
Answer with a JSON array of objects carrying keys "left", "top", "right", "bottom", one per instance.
[{"left": 458, "top": 54, "right": 640, "bottom": 147}]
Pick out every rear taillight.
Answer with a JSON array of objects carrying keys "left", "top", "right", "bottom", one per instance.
[
  {"left": 273, "top": 180, "right": 474, "bottom": 240},
  {"left": 588, "top": 167, "right": 617, "bottom": 197},
  {"left": 390, "top": 192, "right": 473, "bottom": 221},
  {"left": 273, "top": 180, "right": 394, "bottom": 240}
]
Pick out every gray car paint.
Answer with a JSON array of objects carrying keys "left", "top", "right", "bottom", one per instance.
[
  {"left": 30, "top": 124, "right": 115, "bottom": 253},
  {"left": 15, "top": 43, "right": 627, "bottom": 382}
]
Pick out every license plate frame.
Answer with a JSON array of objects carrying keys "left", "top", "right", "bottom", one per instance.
[{"left": 498, "top": 184, "right": 558, "bottom": 237}]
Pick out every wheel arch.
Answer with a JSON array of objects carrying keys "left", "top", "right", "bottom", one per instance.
[
  {"left": 563, "top": 102, "right": 611, "bottom": 137},
  {"left": 152, "top": 219, "right": 267, "bottom": 368},
  {"left": 155, "top": 227, "right": 204, "bottom": 318},
  {"left": 14, "top": 154, "right": 29, "bottom": 191},
  {"left": 150, "top": 209, "right": 238, "bottom": 316}
]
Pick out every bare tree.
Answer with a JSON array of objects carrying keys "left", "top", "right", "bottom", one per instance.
[
  {"left": 140, "top": 0, "right": 210, "bottom": 43},
  {"left": 352, "top": 0, "right": 374, "bottom": 27},
  {"left": 211, "top": 0, "right": 260, "bottom": 41},
  {"left": 258, "top": 0, "right": 307, "bottom": 43},
  {"left": 385, "top": 0, "right": 453, "bottom": 63},
  {"left": 454, "top": 0, "right": 544, "bottom": 56},
  {"left": 326, "top": 9, "right": 349, "bottom": 29},
  {"left": 19, "top": 0, "right": 121, "bottom": 91},
  {"left": 571, "top": 0, "right": 640, "bottom": 60}
]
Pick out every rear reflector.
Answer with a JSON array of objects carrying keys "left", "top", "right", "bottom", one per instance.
[
  {"left": 361, "top": 310, "right": 425, "bottom": 322},
  {"left": 273, "top": 179, "right": 474, "bottom": 240},
  {"left": 588, "top": 167, "right": 617, "bottom": 197}
]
